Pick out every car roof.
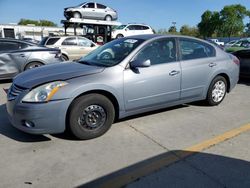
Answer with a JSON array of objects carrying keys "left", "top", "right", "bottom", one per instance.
[
  {"left": 127, "top": 34, "right": 207, "bottom": 41},
  {"left": 0, "top": 38, "right": 36, "bottom": 45}
]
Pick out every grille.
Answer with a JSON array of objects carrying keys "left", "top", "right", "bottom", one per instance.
[{"left": 7, "top": 84, "right": 26, "bottom": 101}]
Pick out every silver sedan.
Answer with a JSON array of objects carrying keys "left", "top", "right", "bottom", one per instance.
[
  {"left": 64, "top": 2, "right": 118, "bottom": 21},
  {"left": 0, "top": 38, "right": 63, "bottom": 80},
  {"left": 7, "top": 35, "right": 239, "bottom": 140}
]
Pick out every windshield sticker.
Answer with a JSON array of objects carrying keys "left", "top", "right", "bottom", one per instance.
[{"left": 124, "top": 39, "right": 138, "bottom": 44}]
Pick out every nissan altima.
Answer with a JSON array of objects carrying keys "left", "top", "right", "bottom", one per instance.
[{"left": 7, "top": 35, "right": 239, "bottom": 140}]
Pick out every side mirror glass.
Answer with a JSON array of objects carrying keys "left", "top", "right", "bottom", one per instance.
[{"left": 130, "top": 59, "right": 151, "bottom": 68}]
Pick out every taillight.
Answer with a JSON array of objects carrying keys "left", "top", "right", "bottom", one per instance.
[{"left": 229, "top": 54, "right": 240, "bottom": 65}]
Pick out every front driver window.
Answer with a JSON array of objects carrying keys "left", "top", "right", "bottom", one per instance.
[{"left": 133, "top": 38, "right": 177, "bottom": 65}]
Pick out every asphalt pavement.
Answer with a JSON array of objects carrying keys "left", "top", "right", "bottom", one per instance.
[{"left": 0, "top": 79, "right": 249, "bottom": 188}]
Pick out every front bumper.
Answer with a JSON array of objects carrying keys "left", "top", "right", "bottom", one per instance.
[{"left": 7, "top": 97, "right": 72, "bottom": 134}]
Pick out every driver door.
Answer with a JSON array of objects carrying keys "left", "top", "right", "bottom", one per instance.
[
  {"left": 123, "top": 38, "right": 181, "bottom": 111},
  {"left": 81, "top": 2, "right": 96, "bottom": 19}
]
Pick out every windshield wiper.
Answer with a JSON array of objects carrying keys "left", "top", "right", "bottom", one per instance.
[{"left": 77, "top": 60, "right": 92, "bottom": 65}]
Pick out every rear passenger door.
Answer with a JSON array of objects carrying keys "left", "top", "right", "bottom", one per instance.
[
  {"left": 96, "top": 3, "right": 107, "bottom": 19},
  {"left": 178, "top": 38, "right": 217, "bottom": 100},
  {"left": 61, "top": 37, "right": 79, "bottom": 60},
  {"left": 126, "top": 25, "right": 137, "bottom": 36},
  {"left": 77, "top": 37, "right": 95, "bottom": 58}
]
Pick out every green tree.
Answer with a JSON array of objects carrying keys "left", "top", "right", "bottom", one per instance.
[
  {"left": 39, "top": 20, "right": 57, "bottom": 27},
  {"left": 168, "top": 26, "right": 177, "bottom": 33},
  {"left": 197, "top": 10, "right": 220, "bottom": 38},
  {"left": 180, "top": 25, "right": 199, "bottom": 37},
  {"left": 18, "top": 19, "right": 57, "bottom": 27},
  {"left": 219, "top": 4, "right": 249, "bottom": 38},
  {"left": 157, "top": 28, "right": 168, "bottom": 34},
  {"left": 245, "top": 23, "right": 250, "bottom": 37}
]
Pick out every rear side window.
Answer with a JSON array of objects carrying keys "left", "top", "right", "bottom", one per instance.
[
  {"left": 127, "top": 25, "right": 136, "bottom": 30},
  {"left": 179, "top": 39, "right": 215, "bottom": 60},
  {"left": 97, "top": 3, "right": 106, "bottom": 9},
  {"left": 0, "top": 41, "right": 20, "bottom": 51},
  {"left": 78, "top": 37, "right": 92, "bottom": 47},
  {"left": 142, "top": 26, "right": 150, "bottom": 30},
  {"left": 62, "top": 37, "right": 77, "bottom": 46},
  {"left": 46, "top": 38, "right": 60, "bottom": 45}
]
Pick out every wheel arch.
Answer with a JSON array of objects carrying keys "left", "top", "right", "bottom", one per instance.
[
  {"left": 105, "top": 14, "right": 112, "bottom": 20},
  {"left": 61, "top": 53, "right": 69, "bottom": 61},
  {"left": 216, "top": 73, "right": 231, "bottom": 92},
  {"left": 66, "top": 89, "right": 120, "bottom": 125},
  {"left": 23, "top": 61, "right": 45, "bottom": 71}
]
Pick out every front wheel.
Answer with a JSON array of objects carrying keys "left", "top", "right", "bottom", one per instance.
[
  {"left": 68, "top": 94, "right": 115, "bottom": 140},
  {"left": 73, "top": 12, "right": 81, "bottom": 19},
  {"left": 206, "top": 76, "right": 227, "bottom": 106}
]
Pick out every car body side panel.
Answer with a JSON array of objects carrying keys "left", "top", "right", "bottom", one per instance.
[
  {"left": 180, "top": 57, "right": 217, "bottom": 100},
  {"left": 123, "top": 62, "right": 181, "bottom": 111}
]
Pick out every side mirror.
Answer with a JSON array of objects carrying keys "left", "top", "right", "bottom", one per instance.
[{"left": 130, "top": 59, "right": 151, "bottom": 68}]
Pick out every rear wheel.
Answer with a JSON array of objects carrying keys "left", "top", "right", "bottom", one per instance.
[
  {"left": 105, "top": 15, "right": 112, "bottom": 21},
  {"left": 61, "top": 54, "right": 69, "bottom": 61},
  {"left": 68, "top": 94, "right": 115, "bottom": 140},
  {"left": 206, "top": 76, "right": 227, "bottom": 106},
  {"left": 24, "top": 62, "right": 43, "bottom": 71}
]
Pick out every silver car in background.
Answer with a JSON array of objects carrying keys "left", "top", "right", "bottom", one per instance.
[
  {"left": 7, "top": 35, "right": 239, "bottom": 140},
  {"left": 64, "top": 2, "right": 118, "bottom": 21},
  {"left": 0, "top": 38, "right": 63, "bottom": 80}
]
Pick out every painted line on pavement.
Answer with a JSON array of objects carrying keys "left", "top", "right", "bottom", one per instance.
[{"left": 80, "top": 123, "right": 250, "bottom": 188}]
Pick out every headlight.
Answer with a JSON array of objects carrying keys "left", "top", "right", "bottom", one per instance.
[{"left": 22, "top": 81, "right": 68, "bottom": 103}]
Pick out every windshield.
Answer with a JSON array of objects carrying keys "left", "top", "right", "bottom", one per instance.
[
  {"left": 79, "top": 38, "right": 145, "bottom": 67},
  {"left": 115, "top": 25, "right": 127, "bottom": 30}
]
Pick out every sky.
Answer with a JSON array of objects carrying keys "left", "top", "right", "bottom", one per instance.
[{"left": 0, "top": 0, "right": 250, "bottom": 30}]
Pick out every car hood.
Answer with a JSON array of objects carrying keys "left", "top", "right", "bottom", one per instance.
[{"left": 13, "top": 62, "right": 105, "bottom": 89}]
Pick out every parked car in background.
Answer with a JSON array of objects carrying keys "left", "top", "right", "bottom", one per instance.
[
  {"left": 64, "top": 2, "right": 117, "bottom": 21},
  {"left": 210, "top": 39, "right": 224, "bottom": 46},
  {"left": 40, "top": 36, "right": 98, "bottom": 60},
  {"left": 232, "top": 49, "right": 250, "bottom": 77},
  {"left": 22, "top": 37, "right": 40, "bottom": 44},
  {"left": 112, "top": 24, "right": 154, "bottom": 39},
  {"left": 7, "top": 35, "right": 239, "bottom": 140},
  {"left": 224, "top": 40, "right": 238, "bottom": 48},
  {"left": 0, "top": 38, "right": 63, "bottom": 80},
  {"left": 225, "top": 38, "right": 250, "bottom": 53}
]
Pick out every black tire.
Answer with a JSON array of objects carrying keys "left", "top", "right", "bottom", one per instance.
[
  {"left": 116, "top": 34, "right": 124, "bottom": 39},
  {"left": 68, "top": 94, "right": 115, "bottom": 140},
  {"left": 24, "top": 62, "right": 43, "bottom": 71},
  {"left": 206, "top": 76, "right": 227, "bottom": 106},
  {"left": 61, "top": 54, "right": 69, "bottom": 61},
  {"left": 105, "top": 15, "right": 112, "bottom": 21},
  {"left": 73, "top": 12, "right": 81, "bottom": 19}
]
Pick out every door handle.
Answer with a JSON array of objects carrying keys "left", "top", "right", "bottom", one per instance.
[
  {"left": 209, "top": 62, "right": 217, "bottom": 67},
  {"left": 169, "top": 70, "right": 180, "bottom": 76},
  {"left": 19, "top": 54, "right": 25, "bottom": 57}
]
